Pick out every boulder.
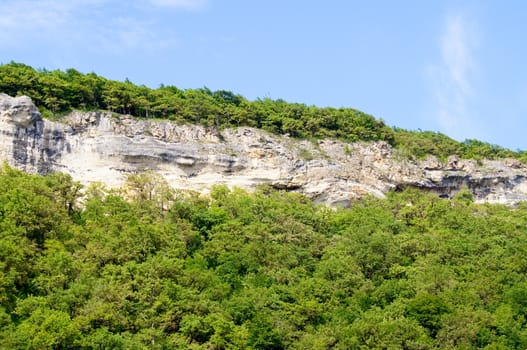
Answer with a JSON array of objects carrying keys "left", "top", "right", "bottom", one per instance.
[{"left": 0, "top": 93, "right": 42, "bottom": 127}]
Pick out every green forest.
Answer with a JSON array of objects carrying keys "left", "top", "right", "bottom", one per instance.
[
  {"left": 1, "top": 166, "right": 527, "bottom": 349},
  {"left": 1, "top": 62, "right": 525, "bottom": 162}
]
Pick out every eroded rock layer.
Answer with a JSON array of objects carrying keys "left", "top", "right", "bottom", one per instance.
[{"left": 1, "top": 93, "right": 527, "bottom": 206}]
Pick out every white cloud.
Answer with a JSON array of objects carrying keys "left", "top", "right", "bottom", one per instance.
[
  {"left": 95, "top": 17, "right": 177, "bottom": 53},
  {"left": 149, "top": 0, "right": 208, "bottom": 11},
  {"left": 0, "top": 0, "right": 113, "bottom": 45},
  {"left": 0, "top": 0, "right": 179, "bottom": 57},
  {"left": 441, "top": 15, "right": 474, "bottom": 96},
  {"left": 0, "top": 1, "right": 68, "bottom": 41},
  {"left": 428, "top": 13, "right": 481, "bottom": 140}
]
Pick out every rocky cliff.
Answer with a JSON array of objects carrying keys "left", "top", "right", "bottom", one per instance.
[{"left": 1, "top": 93, "right": 527, "bottom": 206}]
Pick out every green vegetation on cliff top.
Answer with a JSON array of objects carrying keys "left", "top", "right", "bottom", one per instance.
[
  {"left": 1, "top": 166, "right": 527, "bottom": 348},
  {"left": 1, "top": 62, "right": 525, "bottom": 162}
]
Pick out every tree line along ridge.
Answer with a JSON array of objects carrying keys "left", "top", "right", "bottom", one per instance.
[{"left": 0, "top": 61, "right": 525, "bottom": 162}]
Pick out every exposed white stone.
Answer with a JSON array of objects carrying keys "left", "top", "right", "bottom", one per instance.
[
  {"left": 0, "top": 93, "right": 42, "bottom": 127},
  {"left": 1, "top": 94, "right": 527, "bottom": 206}
]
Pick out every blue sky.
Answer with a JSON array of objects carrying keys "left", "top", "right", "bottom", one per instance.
[{"left": 1, "top": 0, "right": 527, "bottom": 150}]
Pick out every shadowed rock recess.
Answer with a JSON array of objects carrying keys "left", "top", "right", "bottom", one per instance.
[{"left": 1, "top": 93, "right": 527, "bottom": 206}]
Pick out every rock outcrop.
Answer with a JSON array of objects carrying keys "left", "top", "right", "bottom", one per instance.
[{"left": 1, "top": 93, "right": 527, "bottom": 206}]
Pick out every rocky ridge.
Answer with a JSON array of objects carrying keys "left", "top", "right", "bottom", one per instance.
[{"left": 1, "top": 93, "right": 527, "bottom": 206}]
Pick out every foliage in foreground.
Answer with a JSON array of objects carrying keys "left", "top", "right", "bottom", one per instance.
[
  {"left": 2, "top": 61, "right": 526, "bottom": 162},
  {"left": 1, "top": 166, "right": 527, "bottom": 349}
]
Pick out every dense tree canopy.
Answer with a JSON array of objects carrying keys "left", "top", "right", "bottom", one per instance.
[
  {"left": 1, "top": 166, "right": 527, "bottom": 348},
  {"left": 392, "top": 129, "right": 525, "bottom": 162},
  {"left": 2, "top": 62, "right": 525, "bottom": 162},
  {"left": 0, "top": 62, "right": 393, "bottom": 143}
]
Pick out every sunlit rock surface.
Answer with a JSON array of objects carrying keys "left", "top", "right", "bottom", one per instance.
[{"left": 1, "top": 93, "right": 527, "bottom": 206}]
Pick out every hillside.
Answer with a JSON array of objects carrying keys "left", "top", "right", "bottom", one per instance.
[
  {"left": 1, "top": 167, "right": 527, "bottom": 348},
  {"left": 2, "top": 63, "right": 527, "bottom": 349}
]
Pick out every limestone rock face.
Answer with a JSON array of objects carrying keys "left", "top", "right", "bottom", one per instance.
[
  {"left": 0, "top": 93, "right": 42, "bottom": 127},
  {"left": 0, "top": 93, "right": 70, "bottom": 173},
  {"left": 1, "top": 94, "right": 527, "bottom": 206}
]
